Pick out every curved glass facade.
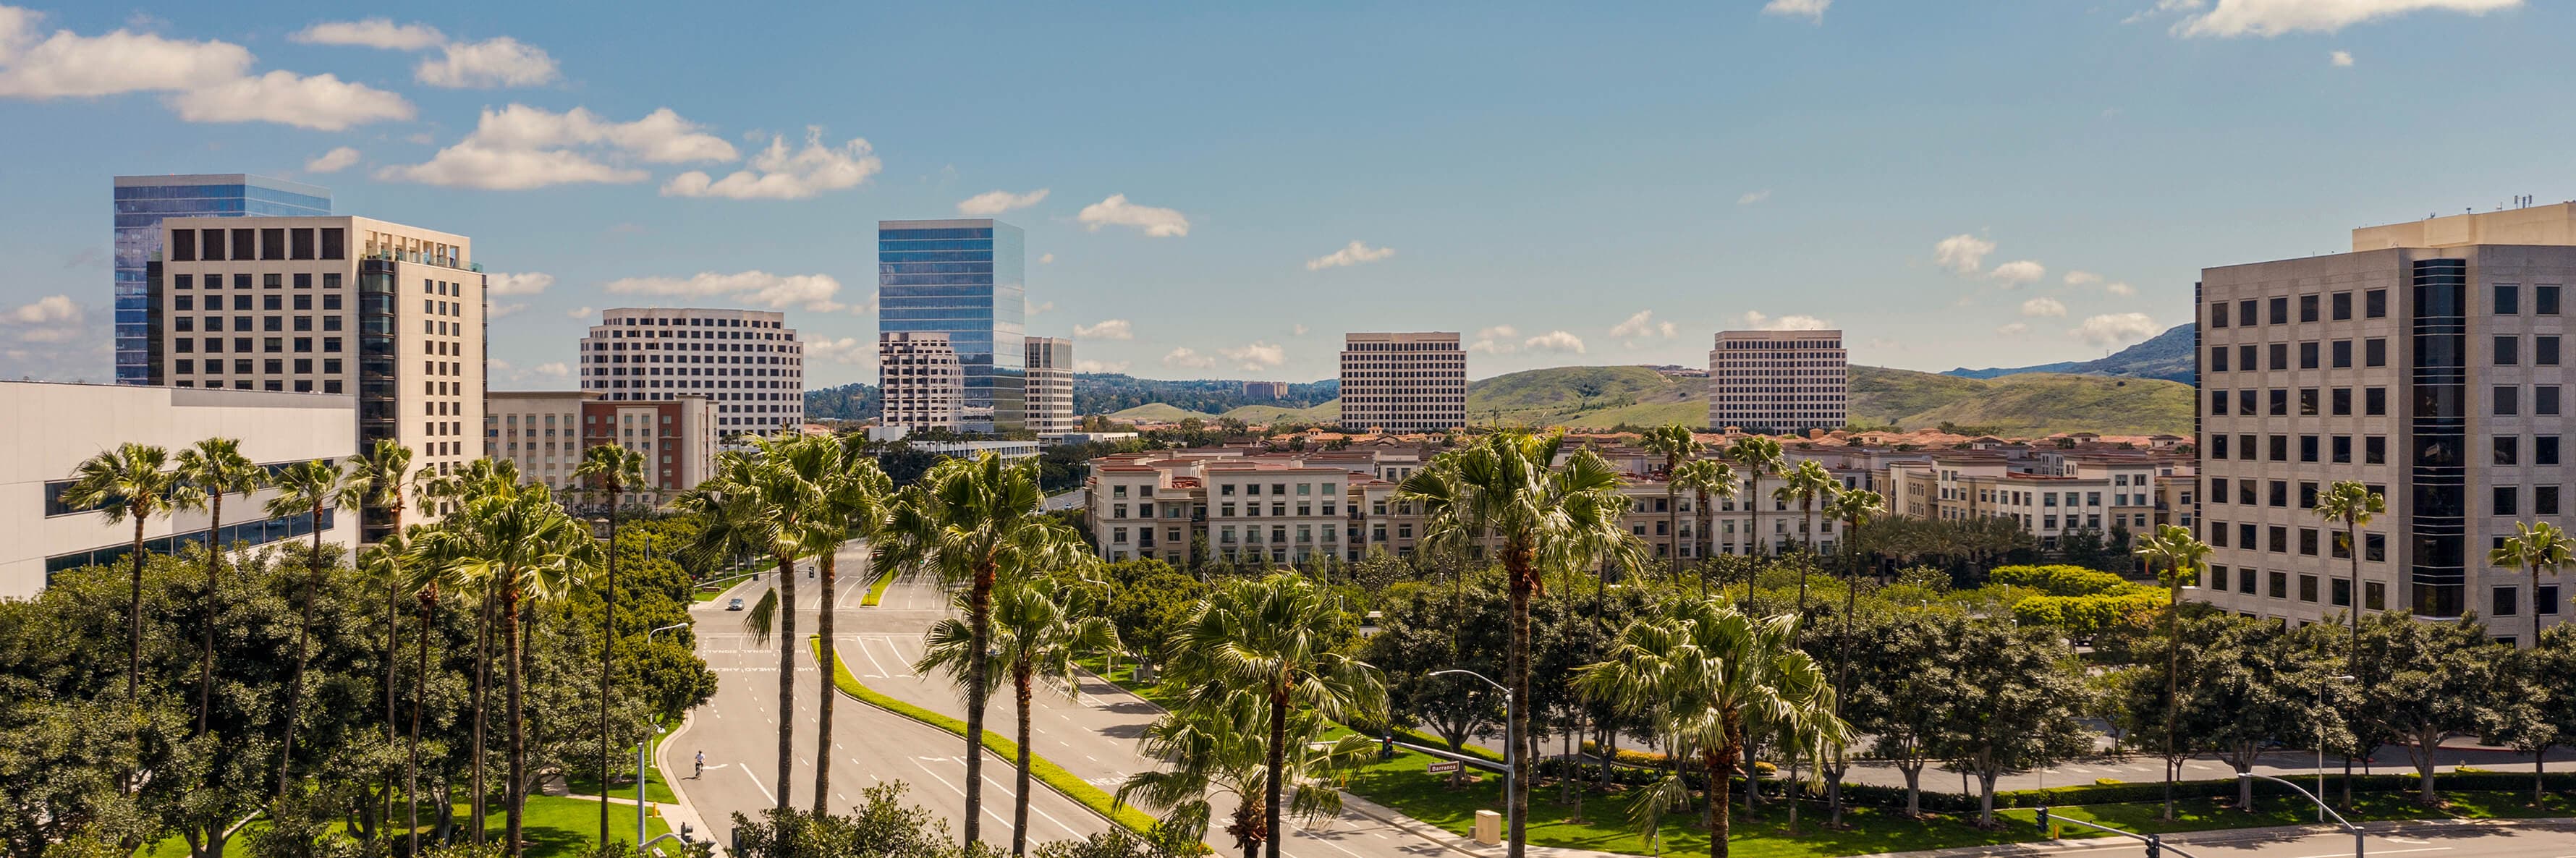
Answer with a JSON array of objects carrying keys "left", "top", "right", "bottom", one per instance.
[{"left": 878, "top": 219, "right": 1024, "bottom": 432}]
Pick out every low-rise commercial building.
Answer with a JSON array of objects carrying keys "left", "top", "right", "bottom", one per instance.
[{"left": 484, "top": 390, "right": 717, "bottom": 506}]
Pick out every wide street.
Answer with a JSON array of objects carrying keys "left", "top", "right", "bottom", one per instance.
[{"left": 1907, "top": 823, "right": 2576, "bottom": 858}]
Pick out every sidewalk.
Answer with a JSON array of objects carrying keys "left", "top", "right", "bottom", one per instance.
[{"left": 1848, "top": 816, "right": 2576, "bottom": 857}]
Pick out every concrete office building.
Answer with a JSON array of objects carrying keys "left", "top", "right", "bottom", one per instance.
[
  {"left": 879, "top": 332, "right": 963, "bottom": 432},
  {"left": 1025, "top": 336, "right": 1075, "bottom": 437},
  {"left": 113, "top": 174, "right": 332, "bottom": 385},
  {"left": 2196, "top": 204, "right": 2576, "bottom": 643},
  {"left": 1242, "top": 381, "right": 1290, "bottom": 399},
  {"left": 485, "top": 390, "right": 717, "bottom": 505},
  {"left": 1708, "top": 329, "right": 1847, "bottom": 434},
  {"left": 878, "top": 218, "right": 1025, "bottom": 433},
  {"left": 1, "top": 381, "right": 359, "bottom": 598},
  {"left": 577, "top": 308, "right": 803, "bottom": 434},
  {"left": 147, "top": 216, "right": 478, "bottom": 538},
  {"left": 1339, "top": 332, "right": 1466, "bottom": 433}
]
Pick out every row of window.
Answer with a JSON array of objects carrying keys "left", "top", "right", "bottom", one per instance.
[
  {"left": 174, "top": 291, "right": 343, "bottom": 310},
  {"left": 175, "top": 315, "right": 344, "bottom": 333},
  {"left": 2212, "top": 284, "right": 2565, "bottom": 328},
  {"left": 2207, "top": 433, "right": 2389, "bottom": 464},
  {"left": 171, "top": 336, "right": 341, "bottom": 354},
  {"left": 2209, "top": 386, "right": 2386, "bottom": 417}
]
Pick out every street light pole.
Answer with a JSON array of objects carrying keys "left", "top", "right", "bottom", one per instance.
[
  {"left": 2240, "top": 772, "right": 2363, "bottom": 857},
  {"left": 2315, "top": 674, "right": 2355, "bottom": 823},
  {"left": 1431, "top": 668, "right": 1514, "bottom": 847}
]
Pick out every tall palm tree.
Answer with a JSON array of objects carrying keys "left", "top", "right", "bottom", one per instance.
[
  {"left": 418, "top": 483, "right": 601, "bottom": 855},
  {"left": 346, "top": 438, "right": 416, "bottom": 828},
  {"left": 1818, "top": 489, "right": 1883, "bottom": 825},
  {"left": 399, "top": 527, "right": 454, "bottom": 856},
  {"left": 1672, "top": 459, "right": 1739, "bottom": 597},
  {"left": 573, "top": 441, "right": 646, "bottom": 840},
  {"left": 1575, "top": 597, "right": 1844, "bottom": 858},
  {"left": 355, "top": 527, "right": 412, "bottom": 833},
  {"left": 677, "top": 440, "right": 826, "bottom": 811},
  {"left": 2133, "top": 524, "right": 2211, "bottom": 822},
  {"left": 1637, "top": 424, "right": 1700, "bottom": 579},
  {"left": 263, "top": 456, "right": 368, "bottom": 799},
  {"left": 802, "top": 438, "right": 895, "bottom": 811},
  {"left": 1774, "top": 459, "right": 1840, "bottom": 606},
  {"left": 62, "top": 443, "right": 182, "bottom": 709},
  {"left": 172, "top": 437, "right": 265, "bottom": 736},
  {"left": 1118, "top": 687, "right": 1378, "bottom": 858},
  {"left": 1727, "top": 438, "right": 1785, "bottom": 559},
  {"left": 418, "top": 456, "right": 523, "bottom": 843},
  {"left": 2490, "top": 521, "right": 2573, "bottom": 648},
  {"left": 2313, "top": 479, "right": 2384, "bottom": 807},
  {"left": 876, "top": 453, "right": 1089, "bottom": 846},
  {"left": 1399, "top": 433, "right": 1643, "bottom": 858},
  {"left": 920, "top": 577, "right": 1119, "bottom": 856},
  {"left": 1162, "top": 573, "right": 1387, "bottom": 858}
]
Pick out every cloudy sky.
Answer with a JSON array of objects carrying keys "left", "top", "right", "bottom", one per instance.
[{"left": 0, "top": 0, "right": 2559, "bottom": 387}]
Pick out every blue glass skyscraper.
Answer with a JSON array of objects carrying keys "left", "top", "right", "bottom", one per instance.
[
  {"left": 878, "top": 218, "right": 1025, "bottom": 432},
  {"left": 112, "top": 174, "right": 331, "bottom": 384}
]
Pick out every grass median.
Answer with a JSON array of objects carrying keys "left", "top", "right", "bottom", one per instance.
[{"left": 861, "top": 568, "right": 897, "bottom": 606}]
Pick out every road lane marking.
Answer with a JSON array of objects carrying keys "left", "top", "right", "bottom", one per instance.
[
  {"left": 2294, "top": 850, "right": 2447, "bottom": 858},
  {"left": 906, "top": 757, "right": 1014, "bottom": 829},
  {"left": 742, "top": 768, "right": 775, "bottom": 804}
]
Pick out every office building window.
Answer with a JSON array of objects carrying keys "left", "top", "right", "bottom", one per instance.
[{"left": 2497, "top": 284, "right": 2521, "bottom": 315}]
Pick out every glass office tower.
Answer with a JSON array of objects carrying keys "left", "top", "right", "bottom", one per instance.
[
  {"left": 113, "top": 175, "right": 331, "bottom": 383},
  {"left": 877, "top": 218, "right": 1025, "bottom": 433}
]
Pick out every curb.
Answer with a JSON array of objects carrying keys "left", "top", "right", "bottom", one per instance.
[
  {"left": 656, "top": 709, "right": 723, "bottom": 856},
  {"left": 1847, "top": 815, "right": 2576, "bottom": 858}
]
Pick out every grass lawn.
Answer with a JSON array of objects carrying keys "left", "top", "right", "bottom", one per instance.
[
  {"left": 562, "top": 726, "right": 681, "bottom": 804},
  {"left": 1075, "top": 654, "right": 1177, "bottom": 708},
  {"left": 861, "top": 568, "right": 897, "bottom": 606},
  {"left": 138, "top": 795, "right": 676, "bottom": 858}
]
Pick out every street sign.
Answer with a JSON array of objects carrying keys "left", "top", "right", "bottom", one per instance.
[{"left": 1426, "top": 761, "right": 1462, "bottom": 773}]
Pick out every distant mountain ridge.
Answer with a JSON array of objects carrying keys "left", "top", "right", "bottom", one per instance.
[{"left": 1946, "top": 323, "right": 2196, "bottom": 384}]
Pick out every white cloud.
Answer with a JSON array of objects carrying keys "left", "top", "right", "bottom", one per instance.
[
  {"left": 304, "top": 146, "right": 360, "bottom": 173},
  {"left": 378, "top": 104, "right": 734, "bottom": 190},
  {"left": 2106, "top": 281, "right": 2138, "bottom": 297},
  {"left": 1996, "top": 323, "right": 2031, "bottom": 336},
  {"left": 1075, "top": 319, "right": 1133, "bottom": 340},
  {"left": 2063, "top": 270, "right": 2103, "bottom": 286},
  {"left": 1467, "top": 326, "right": 1520, "bottom": 354},
  {"left": 601, "top": 271, "right": 847, "bottom": 313},
  {"left": 1038, "top": 252, "right": 1055, "bottom": 264},
  {"left": 662, "top": 127, "right": 881, "bottom": 200},
  {"left": 2175, "top": 0, "right": 2517, "bottom": 37},
  {"left": 2125, "top": 0, "right": 2207, "bottom": 25},
  {"left": 804, "top": 337, "right": 870, "bottom": 365},
  {"left": 0, "top": 9, "right": 411, "bottom": 130},
  {"left": 1161, "top": 347, "right": 1216, "bottom": 370},
  {"left": 2330, "top": 49, "right": 2355, "bottom": 66},
  {"left": 0, "top": 294, "right": 82, "bottom": 342},
  {"left": 1737, "top": 189, "right": 1771, "bottom": 205},
  {"left": 1073, "top": 359, "right": 1129, "bottom": 374},
  {"left": 376, "top": 144, "right": 643, "bottom": 190},
  {"left": 1761, "top": 0, "right": 1831, "bottom": 22},
  {"left": 531, "top": 362, "right": 569, "bottom": 379},
  {"left": 415, "top": 36, "right": 559, "bottom": 88},
  {"left": 956, "top": 188, "right": 1049, "bottom": 216},
  {"left": 1611, "top": 310, "right": 1679, "bottom": 339},
  {"left": 486, "top": 271, "right": 554, "bottom": 296},
  {"left": 1933, "top": 234, "right": 1996, "bottom": 274},
  {"left": 1220, "top": 341, "right": 1286, "bottom": 370},
  {"left": 488, "top": 302, "right": 528, "bottom": 318},
  {"left": 289, "top": 20, "right": 445, "bottom": 51},
  {"left": 1077, "top": 194, "right": 1191, "bottom": 237},
  {"left": 2020, "top": 297, "right": 2068, "bottom": 318},
  {"left": 1024, "top": 298, "right": 1054, "bottom": 316},
  {"left": 169, "top": 70, "right": 412, "bottom": 130},
  {"left": 1522, "top": 331, "right": 1586, "bottom": 354},
  {"left": 567, "top": 306, "right": 595, "bottom": 319},
  {"left": 1305, "top": 240, "right": 1395, "bottom": 271},
  {"left": 1735, "top": 310, "right": 1836, "bottom": 331},
  {"left": 1989, "top": 260, "right": 2047, "bottom": 287},
  {"left": 2069, "top": 313, "right": 2161, "bottom": 347}
]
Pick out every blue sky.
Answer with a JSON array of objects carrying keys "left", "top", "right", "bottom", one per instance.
[{"left": 0, "top": 0, "right": 2561, "bottom": 388}]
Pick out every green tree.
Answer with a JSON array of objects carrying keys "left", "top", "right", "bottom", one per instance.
[
  {"left": 919, "top": 578, "right": 1118, "bottom": 856},
  {"left": 171, "top": 437, "right": 266, "bottom": 736},
  {"left": 2489, "top": 520, "right": 2573, "bottom": 647},
  {"left": 2486, "top": 625, "right": 2576, "bottom": 804},
  {"left": 2132, "top": 523, "right": 2209, "bottom": 820},
  {"left": 2316, "top": 478, "right": 2384, "bottom": 805},
  {"left": 1671, "top": 459, "right": 1737, "bottom": 596},
  {"left": 572, "top": 441, "right": 646, "bottom": 839},
  {"left": 1365, "top": 579, "right": 1507, "bottom": 752},
  {"left": 1927, "top": 616, "right": 2090, "bottom": 827},
  {"left": 260, "top": 456, "right": 366, "bottom": 800},
  {"left": 677, "top": 439, "right": 827, "bottom": 812},
  {"left": 1118, "top": 687, "right": 1376, "bottom": 858},
  {"left": 1161, "top": 573, "right": 1387, "bottom": 858},
  {"left": 1102, "top": 560, "right": 1204, "bottom": 676},
  {"left": 60, "top": 442, "right": 182, "bottom": 715},
  {"left": 2193, "top": 617, "right": 2341, "bottom": 810},
  {"left": 1837, "top": 608, "right": 1948, "bottom": 816},
  {"left": 1637, "top": 424, "right": 1700, "bottom": 580},
  {"left": 1818, "top": 488, "right": 1882, "bottom": 824},
  {"left": 1726, "top": 438, "right": 1785, "bottom": 559},
  {"left": 2350, "top": 612, "right": 2501, "bottom": 804}
]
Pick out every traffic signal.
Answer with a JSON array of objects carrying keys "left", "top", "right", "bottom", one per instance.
[
  {"left": 2144, "top": 833, "right": 2161, "bottom": 857},
  {"left": 2035, "top": 806, "right": 2050, "bottom": 836}
]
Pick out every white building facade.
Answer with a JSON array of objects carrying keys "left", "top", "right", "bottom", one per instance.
[
  {"left": 1709, "top": 329, "right": 1848, "bottom": 434},
  {"left": 578, "top": 307, "right": 804, "bottom": 435},
  {"left": 880, "top": 331, "right": 963, "bottom": 432},
  {"left": 1025, "top": 336, "right": 1075, "bottom": 437}
]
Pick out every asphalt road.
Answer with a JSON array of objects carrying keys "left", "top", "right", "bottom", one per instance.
[{"left": 1910, "top": 823, "right": 2576, "bottom": 857}]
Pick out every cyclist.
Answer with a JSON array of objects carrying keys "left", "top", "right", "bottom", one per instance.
[{"left": 694, "top": 750, "right": 705, "bottom": 778}]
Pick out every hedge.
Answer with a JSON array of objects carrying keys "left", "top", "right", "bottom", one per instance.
[
  {"left": 1989, "top": 564, "right": 2143, "bottom": 597},
  {"left": 861, "top": 568, "right": 897, "bottom": 607},
  {"left": 808, "top": 637, "right": 1181, "bottom": 843}
]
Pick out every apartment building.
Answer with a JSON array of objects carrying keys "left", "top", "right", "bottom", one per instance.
[
  {"left": 576, "top": 308, "right": 803, "bottom": 434},
  {"left": 146, "top": 216, "right": 479, "bottom": 537},
  {"left": 879, "top": 331, "right": 963, "bottom": 432},
  {"left": 1709, "top": 329, "right": 1848, "bottom": 434},
  {"left": 2197, "top": 205, "right": 2576, "bottom": 642},
  {"left": 1025, "top": 336, "right": 1076, "bottom": 437},
  {"left": 1242, "top": 381, "right": 1290, "bottom": 399},
  {"left": 113, "top": 174, "right": 332, "bottom": 384},
  {"left": 484, "top": 390, "right": 717, "bottom": 505},
  {"left": 1, "top": 381, "right": 358, "bottom": 598},
  {"left": 1886, "top": 449, "right": 2164, "bottom": 549},
  {"left": 1084, "top": 447, "right": 1435, "bottom": 565},
  {"left": 1339, "top": 332, "right": 1466, "bottom": 433}
]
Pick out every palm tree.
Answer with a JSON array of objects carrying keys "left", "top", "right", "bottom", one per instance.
[
  {"left": 2490, "top": 521, "right": 2572, "bottom": 648},
  {"left": 1819, "top": 488, "right": 1882, "bottom": 825},
  {"left": 2313, "top": 479, "right": 2384, "bottom": 807},
  {"left": 1162, "top": 573, "right": 1387, "bottom": 858},
  {"left": 802, "top": 438, "right": 895, "bottom": 811},
  {"left": 399, "top": 527, "right": 454, "bottom": 856},
  {"left": 418, "top": 456, "right": 523, "bottom": 843},
  {"left": 346, "top": 438, "right": 415, "bottom": 828},
  {"left": 263, "top": 456, "right": 368, "bottom": 799},
  {"left": 61, "top": 443, "right": 182, "bottom": 710},
  {"left": 677, "top": 439, "right": 826, "bottom": 812},
  {"left": 418, "top": 483, "right": 601, "bottom": 855},
  {"left": 1118, "top": 687, "right": 1378, "bottom": 858},
  {"left": 876, "top": 453, "right": 1090, "bottom": 846},
  {"left": 171, "top": 437, "right": 265, "bottom": 736},
  {"left": 1727, "top": 437, "right": 1785, "bottom": 559},
  {"left": 355, "top": 527, "right": 412, "bottom": 833},
  {"left": 1637, "top": 424, "right": 1700, "bottom": 579},
  {"left": 2133, "top": 524, "right": 2211, "bottom": 822},
  {"left": 1774, "top": 459, "right": 1840, "bottom": 606},
  {"left": 573, "top": 441, "right": 646, "bottom": 839},
  {"left": 920, "top": 577, "right": 1119, "bottom": 856},
  {"left": 1672, "top": 459, "right": 1739, "bottom": 597},
  {"left": 1575, "top": 596, "right": 1844, "bottom": 858},
  {"left": 1399, "top": 433, "right": 1643, "bottom": 858}
]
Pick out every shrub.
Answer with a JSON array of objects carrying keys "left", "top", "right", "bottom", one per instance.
[
  {"left": 2094, "top": 778, "right": 2123, "bottom": 786},
  {"left": 1990, "top": 564, "right": 2138, "bottom": 597}
]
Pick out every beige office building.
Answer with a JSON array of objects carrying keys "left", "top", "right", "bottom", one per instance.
[
  {"left": 880, "top": 331, "right": 962, "bottom": 432},
  {"left": 1025, "top": 336, "right": 1076, "bottom": 436},
  {"left": 1708, "top": 329, "right": 1847, "bottom": 434},
  {"left": 1339, "top": 331, "right": 1466, "bottom": 433},
  {"left": 148, "top": 216, "right": 480, "bottom": 537},
  {"left": 577, "top": 307, "right": 803, "bottom": 434},
  {"left": 484, "top": 390, "right": 716, "bottom": 505},
  {"left": 2197, "top": 205, "right": 2575, "bottom": 643}
]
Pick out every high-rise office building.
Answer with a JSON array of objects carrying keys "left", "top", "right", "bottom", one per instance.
[
  {"left": 1708, "top": 329, "right": 1848, "bottom": 434},
  {"left": 577, "top": 308, "right": 805, "bottom": 433},
  {"left": 1025, "top": 336, "right": 1075, "bottom": 437},
  {"left": 114, "top": 174, "right": 331, "bottom": 384},
  {"left": 1338, "top": 332, "right": 1466, "bottom": 433},
  {"left": 146, "top": 216, "right": 478, "bottom": 538},
  {"left": 878, "top": 331, "right": 962, "bottom": 432},
  {"left": 2195, "top": 204, "right": 2576, "bottom": 645},
  {"left": 878, "top": 218, "right": 1024, "bottom": 433},
  {"left": 485, "top": 389, "right": 717, "bottom": 505}
]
